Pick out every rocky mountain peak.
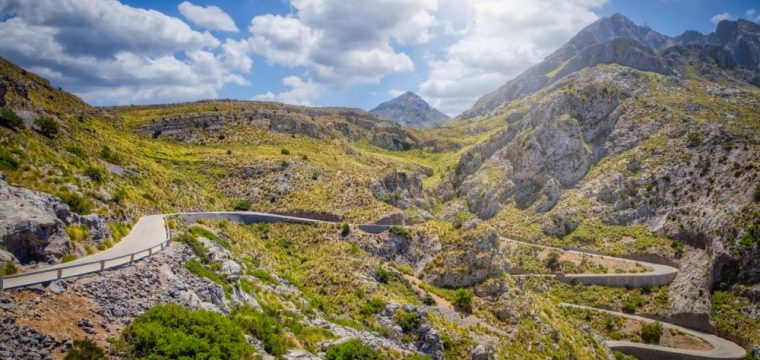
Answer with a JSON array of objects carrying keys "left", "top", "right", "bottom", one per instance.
[{"left": 370, "top": 91, "right": 449, "bottom": 129}]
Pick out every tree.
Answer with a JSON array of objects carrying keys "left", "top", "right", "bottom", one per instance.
[
  {"left": 64, "top": 338, "right": 106, "bottom": 360},
  {"left": 0, "top": 107, "right": 24, "bottom": 130},
  {"left": 34, "top": 116, "right": 59, "bottom": 138},
  {"left": 545, "top": 250, "right": 561, "bottom": 272},
  {"left": 341, "top": 223, "right": 351, "bottom": 237},
  {"left": 640, "top": 321, "right": 663, "bottom": 344},
  {"left": 453, "top": 288, "right": 473, "bottom": 312}
]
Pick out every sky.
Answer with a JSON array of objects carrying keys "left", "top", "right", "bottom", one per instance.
[{"left": 0, "top": 0, "right": 758, "bottom": 116}]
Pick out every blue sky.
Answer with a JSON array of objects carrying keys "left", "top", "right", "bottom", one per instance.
[{"left": 0, "top": 0, "right": 758, "bottom": 116}]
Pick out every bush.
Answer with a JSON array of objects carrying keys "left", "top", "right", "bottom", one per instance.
[
  {"left": 359, "top": 298, "right": 386, "bottom": 316},
  {"left": 60, "top": 193, "right": 92, "bottom": 215},
  {"left": 0, "top": 152, "right": 19, "bottom": 170},
  {"left": 389, "top": 226, "right": 410, "bottom": 238},
  {"left": 66, "top": 224, "right": 90, "bottom": 242},
  {"left": 111, "top": 188, "right": 127, "bottom": 204},
  {"left": 325, "top": 339, "right": 382, "bottom": 360},
  {"left": 281, "top": 148, "right": 290, "bottom": 155},
  {"left": 98, "top": 146, "right": 121, "bottom": 164},
  {"left": 621, "top": 302, "right": 637, "bottom": 314},
  {"left": 422, "top": 294, "right": 435, "bottom": 306},
  {"left": 453, "top": 289, "right": 473, "bottom": 311},
  {"left": 341, "top": 223, "right": 351, "bottom": 237},
  {"left": 375, "top": 267, "right": 392, "bottom": 284},
  {"left": 0, "top": 107, "right": 24, "bottom": 130},
  {"left": 119, "top": 303, "right": 251, "bottom": 359},
  {"left": 62, "top": 254, "right": 78, "bottom": 263},
  {"left": 34, "top": 116, "right": 59, "bottom": 138},
  {"left": 232, "top": 198, "right": 252, "bottom": 211},
  {"left": 232, "top": 306, "right": 287, "bottom": 357},
  {"left": 396, "top": 311, "right": 423, "bottom": 333},
  {"left": 545, "top": 250, "right": 561, "bottom": 272},
  {"left": 0, "top": 262, "right": 18, "bottom": 276},
  {"left": 640, "top": 321, "right": 663, "bottom": 344},
  {"left": 405, "top": 355, "right": 431, "bottom": 360},
  {"left": 64, "top": 338, "right": 106, "bottom": 360},
  {"left": 84, "top": 166, "right": 103, "bottom": 183}
]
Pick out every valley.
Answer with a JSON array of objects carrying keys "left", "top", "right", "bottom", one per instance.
[{"left": 0, "top": 11, "right": 758, "bottom": 360}]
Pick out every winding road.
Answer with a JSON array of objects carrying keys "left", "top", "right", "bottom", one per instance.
[{"left": 0, "top": 211, "right": 747, "bottom": 359}]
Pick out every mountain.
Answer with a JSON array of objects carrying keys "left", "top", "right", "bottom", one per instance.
[
  {"left": 461, "top": 14, "right": 760, "bottom": 119},
  {"left": 1, "top": 13, "right": 759, "bottom": 360},
  {"left": 370, "top": 91, "right": 449, "bottom": 128}
]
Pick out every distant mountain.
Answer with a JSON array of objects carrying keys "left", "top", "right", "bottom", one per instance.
[
  {"left": 370, "top": 91, "right": 449, "bottom": 128},
  {"left": 460, "top": 14, "right": 760, "bottom": 119}
]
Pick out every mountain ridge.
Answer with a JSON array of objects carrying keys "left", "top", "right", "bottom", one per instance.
[{"left": 370, "top": 91, "right": 450, "bottom": 129}]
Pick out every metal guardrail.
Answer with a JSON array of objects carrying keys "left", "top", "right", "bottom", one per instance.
[{"left": 0, "top": 218, "right": 172, "bottom": 290}]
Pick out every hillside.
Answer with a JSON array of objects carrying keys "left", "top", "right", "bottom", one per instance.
[
  {"left": 0, "top": 13, "right": 758, "bottom": 360},
  {"left": 370, "top": 91, "right": 450, "bottom": 128}
]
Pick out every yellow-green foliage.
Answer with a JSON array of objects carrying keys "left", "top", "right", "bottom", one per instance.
[
  {"left": 66, "top": 224, "right": 90, "bottom": 242},
  {"left": 712, "top": 290, "right": 760, "bottom": 348}
]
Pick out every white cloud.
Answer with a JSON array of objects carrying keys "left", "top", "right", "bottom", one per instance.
[
  {"left": 418, "top": 0, "right": 605, "bottom": 116},
  {"left": 254, "top": 76, "right": 321, "bottom": 106},
  {"left": 0, "top": 0, "right": 251, "bottom": 105},
  {"left": 178, "top": 1, "right": 239, "bottom": 32},
  {"left": 247, "top": 0, "right": 438, "bottom": 104},
  {"left": 746, "top": 9, "right": 760, "bottom": 22},
  {"left": 388, "top": 89, "right": 406, "bottom": 98},
  {"left": 711, "top": 12, "right": 734, "bottom": 24}
]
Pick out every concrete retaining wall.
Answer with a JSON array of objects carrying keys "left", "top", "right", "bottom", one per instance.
[
  {"left": 179, "top": 212, "right": 321, "bottom": 226},
  {"left": 558, "top": 271, "right": 677, "bottom": 287},
  {"left": 357, "top": 224, "right": 391, "bottom": 234}
]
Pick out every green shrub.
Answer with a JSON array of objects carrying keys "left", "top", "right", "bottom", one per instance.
[
  {"left": 174, "top": 233, "right": 208, "bottom": 260},
  {"left": 189, "top": 226, "right": 230, "bottom": 249},
  {"left": 66, "top": 146, "right": 86, "bottom": 158},
  {"left": 111, "top": 188, "right": 127, "bottom": 204},
  {"left": 325, "top": 339, "right": 382, "bottom": 360},
  {"left": 119, "top": 303, "right": 251, "bottom": 359},
  {"left": 405, "top": 355, "right": 431, "bottom": 360},
  {"left": 59, "top": 193, "right": 92, "bottom": 215},
  {"left": 0, "top": 262, "right": 18, "bottom": 276},
  {"left": 248, "top": 268, "right": 279, "bottom": 285},
  {"left": 453, "top": 289, "right": 473, "bottom": 312},
  {"left": 375, "top": 267, "right": 392, "bottom": 284},
  {"left": 545, "top": 250, "right": 561, "bottom": 272},
  {"left": 359, "top": 298, "right": 386, "bottom": 316},
  {"left": 0, "top": 152, "right": 19, "bottom": 170},
  {"left": 232, "top": 198, "right": 252, "bottom": 211},
  {"left": 232, "top": 306, "right": 287, "bottom": 357},
  {"left": 66, "top": 224, "right": 90, "bottom": 242},
  {"left": 0, "top": 107, "right": 24, "bottom": 130},
  {"left": 422, "top": 294, "right": 435, "bottom": 306},
  {"left": 640, "top": 321, "right": 663, "bottom": 344},
  {"left": 98, "top": 146, "right": 121, "bottom": 164},
  {"left": 84, "top": 166, "right": 103, "bottom": 183},
  {"left": 34, "top": 116, "right": 59, "bottom": 138},
  {"left": 621, "top": 302, "right": 637, "bottom": 314},
  {"left": 389, "top": 226, "right": 410, "bottom": 238},
  {"left": 64, "top": 338, "right": 106, "bottom": 360},
  {"left": 396, "top": 311, "right": 423, "bottom": 333},
  {"left": 281, "top": 148, "right": 290, "bottom": 155},
  {"left": 62, "top": 254, "right": 78, "bottom": 263},
  {"left": 341, "top": 223, "right": 351, "bottom": 237}
]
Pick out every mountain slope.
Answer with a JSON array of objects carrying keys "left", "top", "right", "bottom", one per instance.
[
  {"left": 460, "top": 14, "right": 760, "bottom": 119},
  {"left": 370, "top": 91, "right": 450, "bottom": 128}
]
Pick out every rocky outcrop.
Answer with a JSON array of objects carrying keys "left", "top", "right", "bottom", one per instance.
[
  {"left": 424, "top": 229, "right": 506, "bottom": 288},
  {"left": 0, "top": 317, "right": 58, "bottom": 360},
  {"left": 370, "top": 91, "right": 449, "bottom": 129},
  {"left": 0, "top": 173, "right": 111, "bottom": 264},
  {"left": 370, "top": 171, "right": 424, "bottom": 210}
]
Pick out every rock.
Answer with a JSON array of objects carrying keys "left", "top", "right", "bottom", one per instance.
[
  {"left": 0, "top": 177, "right": 72, "bottom": 263},
  {"left": 221, "top": 260, "right": 242, "bottom": 275},
  {"left": 77, "top": 318, "right": 96, "bottom": 334},
  {"left": 284, "top": 350, "right": 321, "bottom": 360},
  {"left": 750, "top": 344, "right": 760, "bottom": 360},
  {"left": 542, "top": 211, "right": 579, "bottom": 237},
  {"left": 470, "top": 344, "right": 495, "bottom": 360},
  {"left": 47, "top": 281, "right": 65, "bottom": 294},
  {"left": 426, "top": 229, "right": 506, "bottom": 288},
  {"left": 370, "top": 171, "right": 425, "bottom": 210},
  {"left": 76, "top": 214, "right": 111, "bottom": 245},
  {"left": 0, "top": 317, "right": 58, "bottom": 359}
]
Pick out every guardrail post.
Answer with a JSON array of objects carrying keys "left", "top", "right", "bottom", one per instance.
[
  {"left": 99, "top": 260, "right": 105, "bottom": 273},
  {"left": 57, "top": 268, "right": 62, "bottom": 280},
  {"left": 129, "top": 254, "right": 134, "bottom": 264},
  {"left": 0, "top": 277, "right": 3, "bottom": 290},
  {"left": 148, "top": 248, "right": 153, "bottom": 256}
]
